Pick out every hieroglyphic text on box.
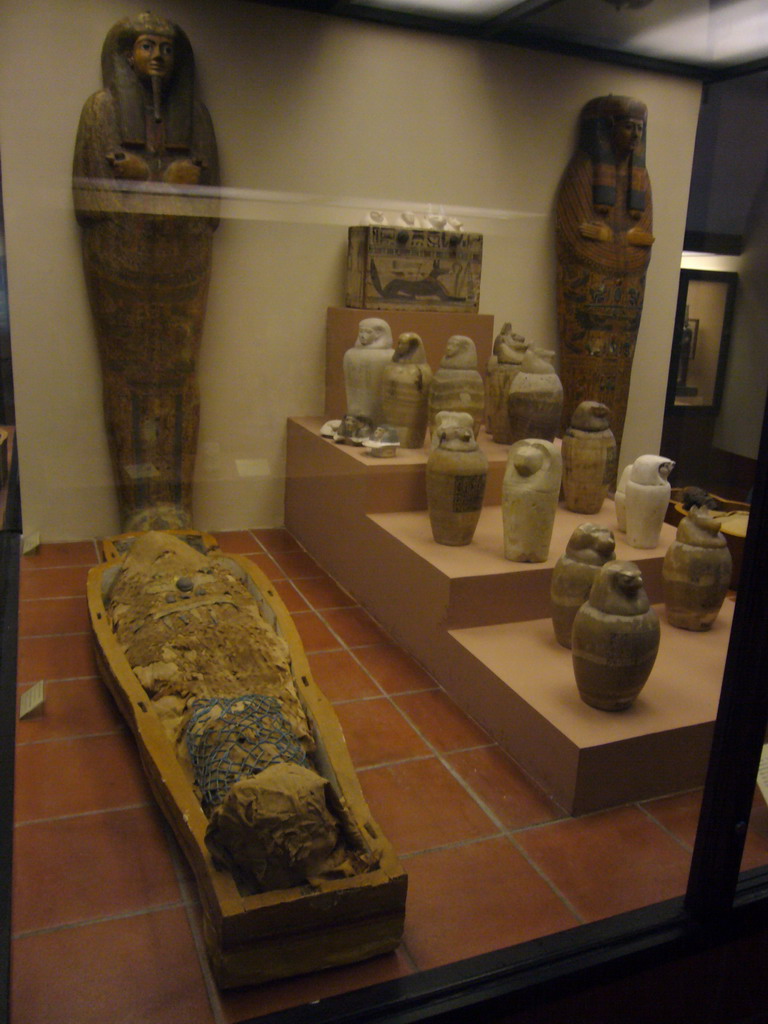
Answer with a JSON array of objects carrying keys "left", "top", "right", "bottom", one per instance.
[{"left": 346, "top": 227, "right": 482, "bottom": 312}]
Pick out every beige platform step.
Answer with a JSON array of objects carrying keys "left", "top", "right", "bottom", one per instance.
[
  {"left": 449, "top": 604, "right": 732, "bottom": 813},
  {"left": 286, "top": 416, "right": 731, "bottom": 814}
]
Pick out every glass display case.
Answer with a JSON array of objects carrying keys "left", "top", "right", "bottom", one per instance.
[{"left": 2, "top": 3, "right": 768, "bottom": 1022}]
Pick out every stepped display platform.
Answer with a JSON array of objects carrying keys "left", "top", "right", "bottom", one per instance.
[{"left": 285, "top": 416, "right": 732, "bottom": 813}]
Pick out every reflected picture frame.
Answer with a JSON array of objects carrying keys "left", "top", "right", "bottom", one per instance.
[{"left": 665, "top": 269, "right": 738, "bottom": 414}]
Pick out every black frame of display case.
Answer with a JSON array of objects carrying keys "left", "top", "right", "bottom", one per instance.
[{"left": 3, "top": 11, "right": 768, "bottom": 1021}]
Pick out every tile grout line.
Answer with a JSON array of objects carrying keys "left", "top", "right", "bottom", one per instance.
[
  {"left": 16, "top": 726, "right": 127, "bottom": 748},
  {"left": 13, "top": 801, "right": 151, "bottom": 827},
  {"left": 345, "top": 644, "right": 436, "bottom": 700},
  {"left": 17, "top": 675, "right": 104, "bottom": 687},
  {"left": 506, "top": 832, "right": 588, "bottom": 926},
  {"left": 398, "top": 832, "right": 507, "bottom": 861},
  {"left": 636, "top": 800, "right": 696, "bottom": 854},
  {"left": 356, "top": 753, "right": 437, "bottom": 773},
  {"left": 16, "top": 672, "right": 102, "bottom": 686},
  {"left": 324, "top": 687, "right": 440, "bottom": 706},
  {"left": 17, "top": 629, "right": 91, "bottom": 639},
  {"left": 12, "top": 900, "right": 187, "bottom": 941},
  {"left": 16, "top": 671, "right": 104, "bottom": 687},
  {"left": 19, "top": 562, "right": 99, "bottom": 572}
]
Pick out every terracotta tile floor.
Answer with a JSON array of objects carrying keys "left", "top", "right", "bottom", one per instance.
[{"left": 11, "top": 530, "right": 768, "bottom": 1023}]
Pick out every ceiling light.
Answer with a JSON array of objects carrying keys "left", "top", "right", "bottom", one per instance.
[{"left": 354, "top": 0, "right": 526, "bottom": 20}]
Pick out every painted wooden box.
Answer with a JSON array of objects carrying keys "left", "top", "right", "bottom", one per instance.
[
  {"left": 346, "top": 226, "right": 482, "bottom": 312},
  {"left": 88, "top": 531, "right": 407, "bottom": 989}
]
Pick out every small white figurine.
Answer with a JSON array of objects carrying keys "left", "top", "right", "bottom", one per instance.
[
  {"left": 333, "top": 413, "right": 374, "bottom": 446},
  {"left": 320, "top": 419, "right": 341, "bottom": 439},
  {"left": 361, "top": 425, "right": 400, "bottom": 458},
  {"left": 425, "top": 205, "right": 448, "bottom": 230},
  {"left": 624, "top": 454, "right": 675, "bottom": 549},
  {"left": 397, "top": 211, "right": 423, "bottom": 229}
]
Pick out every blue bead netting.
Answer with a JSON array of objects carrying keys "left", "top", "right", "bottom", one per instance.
[{"left": 185, "top": 694, "right": 309, "bottom": 812}]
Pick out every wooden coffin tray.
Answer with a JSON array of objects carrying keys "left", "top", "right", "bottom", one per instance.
[{"left": 87, "top": 531, "right": 407, "bottom": 989}]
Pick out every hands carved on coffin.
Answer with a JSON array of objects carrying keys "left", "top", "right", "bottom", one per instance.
[{"left": 578, "top": 222, "right": 655, "bottom": 247}]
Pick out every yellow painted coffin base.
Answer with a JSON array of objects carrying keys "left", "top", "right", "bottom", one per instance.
[{"left": 87, "top": 532, "right": 407, "bottom": 989}]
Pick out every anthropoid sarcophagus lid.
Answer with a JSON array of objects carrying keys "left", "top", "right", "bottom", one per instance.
[{"left": 346, "top": 226, "right": 482, "bottom": 312}]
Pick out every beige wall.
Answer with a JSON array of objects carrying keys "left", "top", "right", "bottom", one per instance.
[
  {"left": 0, "top": 0, "right": 701, "bottom": 541},
  {"left": 714, "top": 162, "right": 768, "bottom": 461}
]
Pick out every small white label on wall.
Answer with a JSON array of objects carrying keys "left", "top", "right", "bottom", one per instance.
[
  {"left": 22, "top": 531, "right": 40, "bottom": 554},
  {"left": 19, "top": 680, "right": 45, "bottom": 719},
  {"left": 758, "top": 744, "right": 768, "bottom": 806}
]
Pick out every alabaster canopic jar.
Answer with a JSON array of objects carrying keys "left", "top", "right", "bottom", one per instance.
[
  {"left": 663, "top": 507, "right": 732, "bottom": 631},
  {"left": 572, "top": 560, "right": 660, "bottom": 711},
  {"left": 485, "top": 323, "right": 528, "bottom": 444},
  {"left": 428, "top": 335, "right": 485, "bottom": 439},
  {"left": 343, "top": 317, "right": 394, "bottom": 426},
  {"left": 506, "top": 348, "right": 563, "bottom": 446},
  {"left": 380, "top": 332, "right": 432, "bottom": 449},
  {"left": 551, "top": 523, "right": 616, "bottom": 649},
  {"left": 561, "top": 401, "right": 617, "bottom": 514},
  {"left": 624, "top": 454, "right": 674, "bottom": 549},
  {"left": 426, "top": 412, "right": 488, "bottom": 546},
  {"left": 502, "top": 439, "right": 562, "bottom": 562}
]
